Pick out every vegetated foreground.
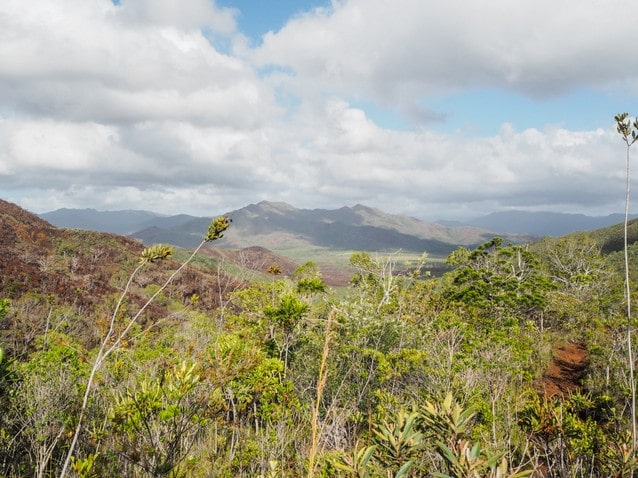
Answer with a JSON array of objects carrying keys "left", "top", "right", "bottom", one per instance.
[{"left": 2, "top": 198, "right": 638, "bottom": 477}]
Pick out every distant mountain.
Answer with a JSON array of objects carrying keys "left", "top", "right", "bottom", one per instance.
[
  {"left": 212, "top": 201, "right": 516, "bottom": 255},
  {"left": 466, "top": 211, "right": 633, "bottom": 237},
  {"left": 41, "top": 201, "right": 529, "bottom": 256},
  {"left": 39, "top": 208, "right": 184, "bottom": 235}
]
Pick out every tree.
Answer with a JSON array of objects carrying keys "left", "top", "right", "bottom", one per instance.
[
  {"left": 534, "top": 235, "right": 614, "bottom": 330},
  {"left": 445, "top": 238, "right": 552, "bottom": 326},
  {"left": 264, "top": 294, "right": 309, "bottom": 372},
  {"left": 9, "top": 334, "right": 87, "bottom": 478},
  {"left": 349, "top": 251, "right": 401, "bottom": 314},
  {"left": 293, "top": 261, "right": 327, "bottom": 295}
]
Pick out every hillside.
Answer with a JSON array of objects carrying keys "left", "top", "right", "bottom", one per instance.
[
  {"left": 588, "top": 217, "right": 638, "bottom": 253},
  {"left": 0, "top": 199, "right": 143, "bottom": 311},
  {"left": 466, "top": 210, "right": 634, "bottom": 236},
  {"left": 0, "top": 200, "right": 304, "bottom": 337}
]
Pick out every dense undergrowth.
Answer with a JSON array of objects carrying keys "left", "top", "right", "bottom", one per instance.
[{"left": 2, "top": 219, "right": 638, "bottom": 477}]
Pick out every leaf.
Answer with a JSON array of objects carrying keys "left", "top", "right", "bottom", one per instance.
[
  {"left": 357, "top": 445, "right": 377, "bottom": 470},
  {"left": 469, "top": 442, "right": 481, "bottom": 460},
  {"left": 332, "top": 444, "right": 377, "bottom": 477},
  {"left": 395, "top": 460, "right": 413, "bottom": 478},
  {"left": 139, "top": 244, "right": 174, "bottom": 264}
]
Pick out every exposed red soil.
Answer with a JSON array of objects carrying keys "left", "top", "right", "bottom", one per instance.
[{"left": 537, "top": 342, "right": 589, "bottom": 398}]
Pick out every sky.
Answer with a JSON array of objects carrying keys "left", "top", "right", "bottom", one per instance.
[{"left": 1, "top": 0, "right": 638, "bottom": 222}]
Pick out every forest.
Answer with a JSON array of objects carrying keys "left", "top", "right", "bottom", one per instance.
[{"left": 2, "top": 198, "right": 638, "bottom": 478}]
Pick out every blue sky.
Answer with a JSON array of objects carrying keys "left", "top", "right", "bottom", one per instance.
[
  {"left": 426, "top": 87, "right": 627, "bottom": 136},
  {"left": 217, "top": 0, "right": 330, "bottom": 43},
  {"left": 1, "top": 0, "right": 637, "bottom": 221}
]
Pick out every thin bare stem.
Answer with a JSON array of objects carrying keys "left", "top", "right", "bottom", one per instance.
[
  {"left": 617, "top": 113, "right": 638, "bottom": 457},
  {"left": 626, "top": 142, "right": 637, "bottom": 453},
  {"left": 59, "top": 262, "right": 145, "bottom": 478}
]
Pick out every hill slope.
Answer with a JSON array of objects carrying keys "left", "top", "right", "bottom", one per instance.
[
  {"left": 0, "top": 200, "right": 301, "bottom": 321},
  {"left": 467, "top": 210, "right": 633, "bottom": 236},
  {"left": 0, "top": 199, "right": 142, "bottom": 310},
  {"left": 587, "top": 217, "right": 638, "bottom": 254}
]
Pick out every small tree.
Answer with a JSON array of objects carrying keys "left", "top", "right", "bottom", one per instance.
[
  {"left": 349, "top": 251, "right": 400, "bottom": 313},
  {"left": 264, "top": 294, "right": 309, "bottom": 372},
  {"left": 445, "top": 238, "right": 552, "bottom": 327},
  {"left": 108, "top": 361, "right": 208, "bottom": 476},
  {"left": 293, "top": 261, "right": 327, "bottom": 295}
]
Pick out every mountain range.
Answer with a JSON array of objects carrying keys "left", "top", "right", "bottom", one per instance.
[
  {"left": 40, "top": 201, "right": 631, "bottom": 253},
  {"left": 5, "top": 198, "right": 638, "bottom": 300},
  {"left": 40, "top": 201, "right": 539, "bottom": 255}
]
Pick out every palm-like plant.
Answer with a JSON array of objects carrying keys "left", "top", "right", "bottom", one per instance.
[
  {"left": 332, "top": 443, "right": 377, "bottom": 478},
  {"left": 615, "top": 112, "right": 638, "bottom": 452},
  {"left": 372, "top": 409, "right": 423, "bottom": 475}
]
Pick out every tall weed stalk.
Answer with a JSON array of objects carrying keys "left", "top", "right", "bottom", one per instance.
[
  {"left": 306, "top": 308, "right": 336, "bottom": 478},
  {"left": 59, "top": 217, "right": 230, "bottom": 478},
  {"left": 616, "top": 113, "right": 638, "bottom": 454}
]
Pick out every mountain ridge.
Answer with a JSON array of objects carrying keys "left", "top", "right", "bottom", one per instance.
[
  {"left": 42, "top": 201, "right": 532, "bottom": 254},
  {"left": 43, "top": 200, "right": 638, "bottom": 254},
  {"left": 41, "top": 202, "right": 630, "bottom": 244}
]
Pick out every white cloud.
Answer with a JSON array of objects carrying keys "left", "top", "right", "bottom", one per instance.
[
  {"left": 253, "top": 0, "right": 638, "bottom": 109},
  {"left": 118, "top": 0, "right": 236, "bottom": 33},
  {"left": 0, "top": 0, "right": 277, "bottom": 126},
  {"left": 0, "top": 0, "right": 636, "bottom": 222},
  {"left": 0, "top": 104, "right": 628, "bottom": 219}
]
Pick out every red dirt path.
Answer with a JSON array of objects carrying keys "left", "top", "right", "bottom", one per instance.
[{"left": 537, "top": 342, "right": 589, "bottom": 398}]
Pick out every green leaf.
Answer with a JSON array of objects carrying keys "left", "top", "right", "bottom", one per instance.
[
  {"left": 140, "top": 244, "right": 174, "bottom": 264},
  {"left": 395, "top": 460, "right": 413, "bottom": 478},
  {"left": 358, "top": 445, "right": 377, "bottom": 470}
]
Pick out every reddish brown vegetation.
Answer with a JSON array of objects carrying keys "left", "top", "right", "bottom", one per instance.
[
  {"left": 0, "top": 199, "right": 142, "bottom": 308},
  {"left": 202, "top": 245, "right": 300, "bottom": 277},
  {"left": 0, "top": 199, "right": 247, "bottom": 355}
]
